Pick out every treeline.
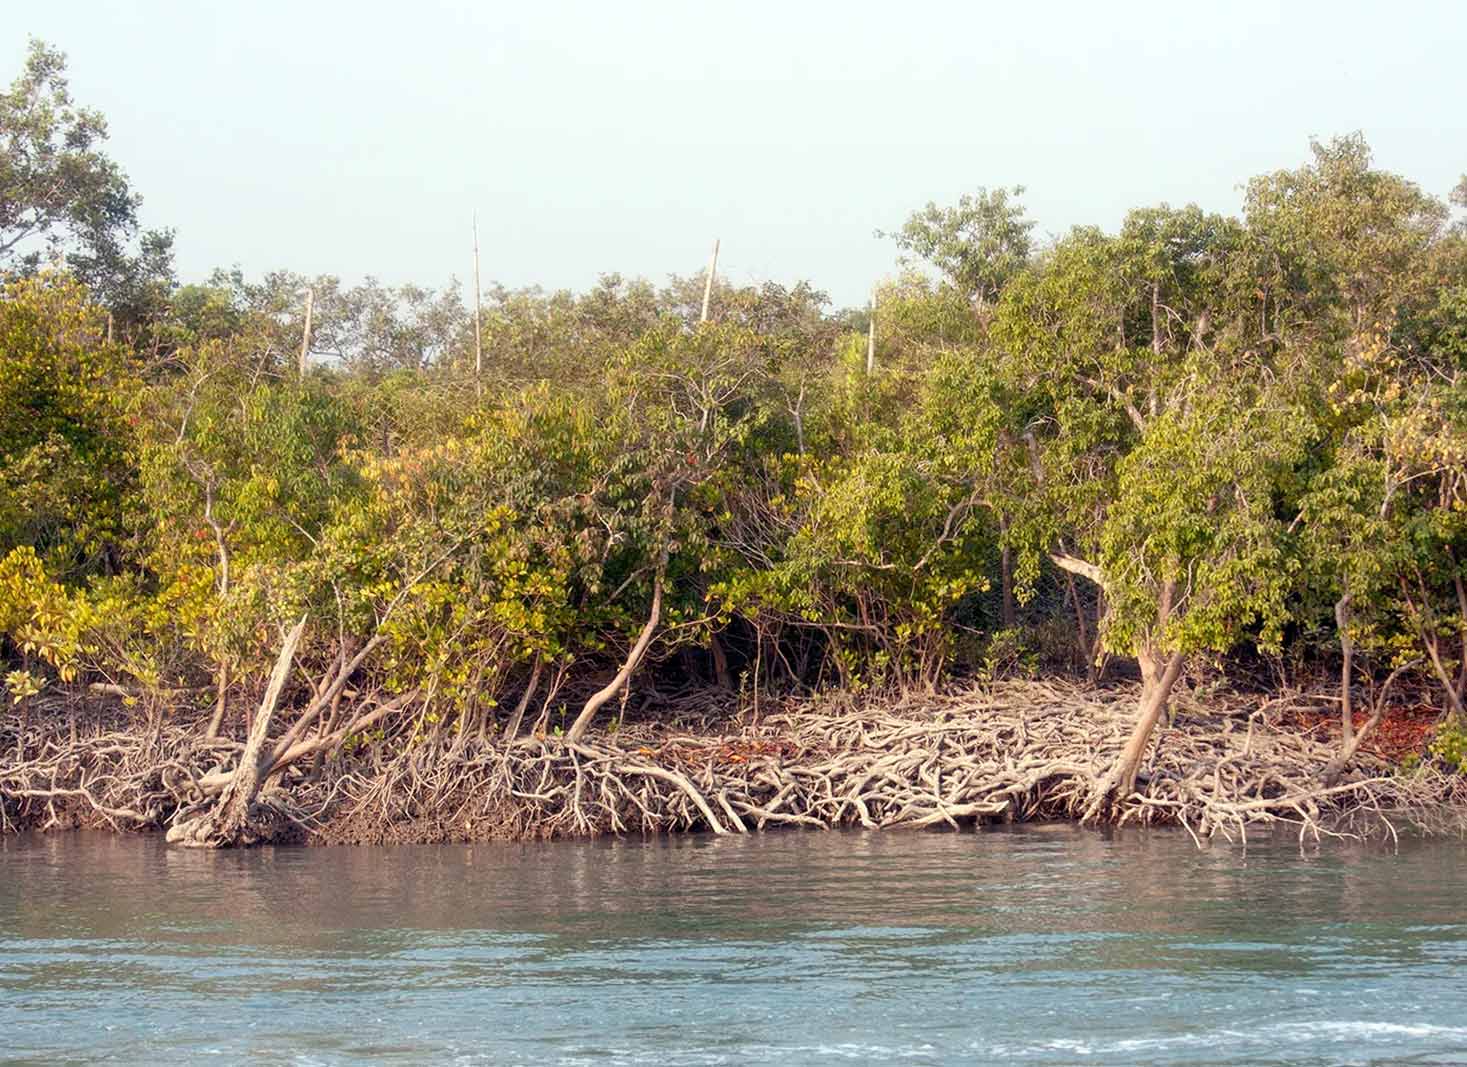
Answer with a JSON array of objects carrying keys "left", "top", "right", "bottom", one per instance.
[{"left": 3, "top": 40, "right": 1466, "bottom": 799}]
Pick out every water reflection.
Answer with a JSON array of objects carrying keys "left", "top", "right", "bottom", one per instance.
[{"left": 1, "top": 827, "right": 1465, "bottom": 1065}]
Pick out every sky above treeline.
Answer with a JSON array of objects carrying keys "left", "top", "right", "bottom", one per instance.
[{"left": 16, "top": 0, "right": 1467, "bottom": 309}]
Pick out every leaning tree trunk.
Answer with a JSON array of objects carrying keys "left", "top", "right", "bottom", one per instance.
[
  {"left": 168, "top": 617, "right": 307, "bottom": 848},
  {"left": 564, "top": 567, "right": 664, "bottom": 745},
  {"left": 1085, "top": 646, "right": 1186, "bottom": 820},
  {"left": 502, "top": 656, "right": 544, "bottom": 741},
  {"left": 1114, "top": 647, "right": 1186, "bottom": 796},
  {"left": 1322, "top": 659, "right": 1412, "bottom": 787}
]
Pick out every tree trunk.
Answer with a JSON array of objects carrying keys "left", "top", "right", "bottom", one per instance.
[
  {"left": 1402, "top": 574, "right": 1467, "bottom": 718},
  {"left": 168, "top": 616, "right": 307, "bottom": 848},
  {"left": 709, "top": 632, "right": 734, "bottom": 689},
  {"left": 1095, "top": 647, "right": 1185, "bottom": 811},
  {"left": 205, "top": 659, "right": 229, "bottom": 739},
  {"left": 1322, "top": 660, "right": 1411, "bottom": 786},
  {"left": 472, "top": 212, "right": 483, "bottom": 398},
  {"left": 998, "top": 514, "right": 1016, "bottom": 629},
  {"left": 298, "top": 288, "right": 314, "bottom": 380},
  {"left": 1421, "top": 625, "right": 1467, "bottom": 718},
  {"left": 564, "top": 567, "right": 664, "bottom": 744},
  {"left": 1062, "top": 571, "right": 1093, "bottom": 680},
  {"left": 1337, "top": 594, "right": 1355, "bottom": 747},
  {"left": 503, "top": 657, "right": 544, "bottom": 741},
  {"left": 865, "top": 285, "right": 877, "bottom": 374},
  {"left": 699, "top": 239, "right": 720, "bottom": 324},
  {"left": 1454, "top": 571, "right": 1467, "bottom": 703},
  {"left": 1322, "top": 595, "right": 1357, "bottom": 787}
]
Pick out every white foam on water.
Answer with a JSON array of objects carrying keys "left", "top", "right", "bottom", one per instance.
[
  {"left": 977, "top": 1019, "right": 1467, "bottom": 1060},
  {"left": 1266, "top": 1020, "right": 1467, "bottom": 1041}
]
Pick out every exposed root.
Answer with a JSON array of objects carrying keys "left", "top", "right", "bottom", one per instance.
[{"left": 4, "top": 680, "right": 1465, "bottom": 847}]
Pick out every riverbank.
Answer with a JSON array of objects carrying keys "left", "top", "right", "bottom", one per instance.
[{"left": 4, "top": 680, "right": 1465, "bottom": 846}]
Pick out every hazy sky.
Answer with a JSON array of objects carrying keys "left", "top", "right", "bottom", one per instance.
[{"left": 15, "top": 1, "right": 1467, "bottom": 307}]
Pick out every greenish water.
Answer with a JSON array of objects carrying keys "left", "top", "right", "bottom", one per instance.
[{"left": 1, "top": 827, "right": 1465, "bottom": 1065}]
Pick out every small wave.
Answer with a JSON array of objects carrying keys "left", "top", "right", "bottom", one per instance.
[
  {"left": 1268, "top": 1020, "right": 1467, "bottom": 1041},
  {"left": 981, "top": 1019, "right": 1467, "bottom": 1059}
]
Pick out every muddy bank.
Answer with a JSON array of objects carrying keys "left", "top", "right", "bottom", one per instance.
[{"left": 3, "top": 681, "right": 1464, "bottom": 846}]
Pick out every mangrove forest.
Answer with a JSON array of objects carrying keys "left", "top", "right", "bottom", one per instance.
[{"left": 3, "top": 38, "right": 1467, "bottom": 847}]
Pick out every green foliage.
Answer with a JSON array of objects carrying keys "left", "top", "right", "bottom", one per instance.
[
  {"left": 1429, "top": 717, "right": 1467, "bottom": 775},
  {"left": 3, "top": 72, "right": 1466, "bottom": 754},
  {"left": 1100, "top": 391, "right": 1303, "bottom": 656},
  {"left": 0, "top": 39, "right": 174, "bottom": 327},
  {"left": 0, "top": 273, "right": 139, "bottom": 576},
  {"left": 882, "top": 186, "right": 1034, "bottom": 309}
]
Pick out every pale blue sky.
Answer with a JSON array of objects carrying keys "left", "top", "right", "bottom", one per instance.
[{"left": 14, "top": 1, "right": 1467, "bottom": 307}]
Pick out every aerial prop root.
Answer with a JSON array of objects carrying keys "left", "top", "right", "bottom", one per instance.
[{"left": 4, "top": 680, "right": 1465, "bottom": 845}]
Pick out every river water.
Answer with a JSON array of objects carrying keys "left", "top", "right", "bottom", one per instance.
[{"left": 1, "top": 827, "right": 1464, "bottom": 1066}]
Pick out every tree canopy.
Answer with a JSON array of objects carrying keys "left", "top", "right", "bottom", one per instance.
[{"left": 3, "top": 38, "right": 1466, "bottom": 794}]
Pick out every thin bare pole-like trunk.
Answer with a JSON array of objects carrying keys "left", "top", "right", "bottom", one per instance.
[
  {"left": 866, "top": 286, "right": 877, "bottom": 374},
  {"left": 998, "top": 512, "right": 1015, "bottom": 629},
  {"left": 1453, "top": 563, "right": 1467, "bottom": 702},
  {"left": 1062, "top": 570, "right": 1094, "bottom": 680},
  {"left": 699, "top": 239, "right": 720, "bottom": 324},
  {"left": 473, "top": 212, "right": 483, "bottom": 398},
  {"left": 1336, "top": 594, "right": 1356, "bottom": 750},
  {"left": 298, "top": 288, "right": 314, "bottom": 380}
]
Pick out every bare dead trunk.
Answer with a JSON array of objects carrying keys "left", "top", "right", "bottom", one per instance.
[
  {"left": 472, "top": 212, "right": 483, "bottom": 398},
  {"left": 298, "top": 287, "right": 314, "bottom": 380},
  {"left": 866, "top": 285, "right": 877, "bottom": 374},
  {"left": 699, "top": 239, "right": 720, "bottom": 324},
  {"left": 1150, "top": 281, "right": 1163, "bottom": 356}
]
